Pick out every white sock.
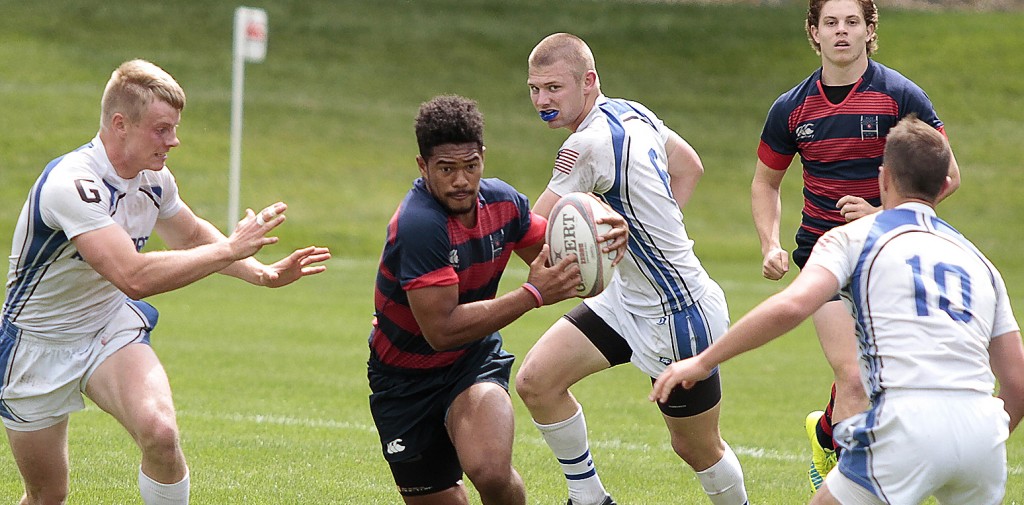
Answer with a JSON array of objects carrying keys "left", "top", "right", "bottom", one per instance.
[
  {"left": 695, "top": 442, "right": 748, "bottom": 505},
  {"left": 534, "top": 406, "right": 609, "bottom": 505},
  {"left": 139, "top": 466, "right": 190, "bottom": 505}
]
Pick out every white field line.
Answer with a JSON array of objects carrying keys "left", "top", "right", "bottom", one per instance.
[
  {"left": 80, "top": 405, "right": 1024, "bottom": 475},
  {"left": 176, "top": 409, "right": 800, "bottom": 460},
  {"left": 178, "top": 410, "right": 1024, "bottom": 475}
]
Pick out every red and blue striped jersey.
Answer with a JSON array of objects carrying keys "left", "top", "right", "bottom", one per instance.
[
  {"left": 758, "top": 60, "right": 946, "bottom": 236},
  {"left": 370, "top": 177, "right": 545, "bottom": 372}
]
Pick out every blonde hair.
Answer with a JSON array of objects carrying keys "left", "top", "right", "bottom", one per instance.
[
  {"left": 528, "top": 33, "right": 596, "bottom": 83},
  {"left": 100, "top": 59, "right": 185, "bottom": 129}
]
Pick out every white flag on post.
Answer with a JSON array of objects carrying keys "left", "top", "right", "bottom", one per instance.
[
  {"left": 228, "top": 6, "right": 268, "bottom": 231},
  {"left": 237, "top": 7, "right": 268, "bottom": 63}
]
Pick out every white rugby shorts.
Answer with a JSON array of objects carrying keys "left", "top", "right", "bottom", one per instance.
[
  {"left": 0, "top": 299, "right": 158, "bottom": 431},
  {"left": 827, "top": 389, "right": 1009, "bottom": 504},
  {"left": 585, "top": 279, "right": 729, "bottom": 378}
]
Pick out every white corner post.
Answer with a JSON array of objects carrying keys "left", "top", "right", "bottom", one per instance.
[{"left": 228, "top": 6, "right": 268, "bottom": 231}]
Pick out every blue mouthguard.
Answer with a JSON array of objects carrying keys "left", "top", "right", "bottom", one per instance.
[{"left": 539, "top": 110, "right": 559, "bottom": 122}]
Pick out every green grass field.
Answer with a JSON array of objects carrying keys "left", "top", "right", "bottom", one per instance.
[{"left": 1, "top": 0, "right": 1023, "bottom": 503}]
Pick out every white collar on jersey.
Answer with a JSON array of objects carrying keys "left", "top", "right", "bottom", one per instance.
[{"left": 894, "top": 201, "right": 937, "bottom": 217}]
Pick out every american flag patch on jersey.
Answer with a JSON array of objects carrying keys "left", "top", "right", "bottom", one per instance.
[{"left": 554, "top": 149, "right": 579, "bottom": 175}]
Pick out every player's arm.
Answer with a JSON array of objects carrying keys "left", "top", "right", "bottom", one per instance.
[
  {"left": 156, "top": 202, "right": 329, "bottom": 287},
  {"left": 408, "top": 245, "right": 580, "bottom": 351},
  {"left": 515, "top": 242, "right": 545, "bottom": 267},
  {"left": 751, "top": 159, "right": 789, "bottom": 280},
  {"left": 990, "top": 330, "right": 1024, "bottom": 432},
  {"left": 74, "top": 207, "right": 271, "bottom": 300},
  {"left": 513, "top": 208, "right": 549, "bottom": 266},
  {"left": 154, "top": 202, "right": 268, "bottom": 279},
  {"left": 650, "top": 265, "right": 838, "bottom": 402},
  {"left": 532, "top": 188, "right": 561, "bottom": 219},
  {"left": 664, "top": 130, "right": 703, "bottom": 210}
]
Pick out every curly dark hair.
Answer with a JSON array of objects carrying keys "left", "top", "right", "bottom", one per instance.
[{"left": 415, "top": 95, "right": 484, "bottom": 160}]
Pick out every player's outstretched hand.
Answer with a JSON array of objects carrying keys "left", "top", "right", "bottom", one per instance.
[
  {"left": 594, "top": 200, "right": 629, "bottom": 266},
  {"left": 649, "top": 356, "right": 712, "bottom": 404},
  {"left": 837, "top": 195, "right": 880, "bottom": 222},
  {"left": 257, "top": 246, "right": 332, "bottom": 288},
  {"left": 762, "top": 246, "right": 789, "bottom": 281},
  {"left": 229, "top": 202, "right": 288, "bottom": 260},
  {"left": 526, "top": 244, "right": 581, "bottom": 305}
]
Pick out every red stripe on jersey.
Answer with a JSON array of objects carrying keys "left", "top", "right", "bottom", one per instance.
[
  {"left": 758, "top": 140, "right": 794, "bottom": 171},
  {"left": 385, "top": 206, "right": 401, "bottom": 244},
  {"left": 789, "top": 90, "right": 899, "bottom": 127},
  {"left": 379, "top": 263, "right": 397, "bottom": 282},
  {"left": 800, "top": 222, "right": 828, "bottom": 235},
  {"left": 554, "top": 149, "right": 579, "bottom": 175},
  {"left": 804, "top": 173, "right": 880, "bottom": 201},
  {"left": 449, "top": 201, "right": 522, "bottom": 242},
  {"left": 803, "top": 201, "right": 843, "bottom": 225},
  {"left": 518, "top": 212, "right": 547, "bottom": 249},
  {"left": 799, "top": 137, "right": 885, "bottom": 164},
  {"left": 404, "top": 266, "right": 458, "bottom": 290},
  {"left": 369, "top": 327, "right": 465, "bottom": 369},
  {"left": 374, "top": 287, "right": 421, "bottom": 336},
  {"left": 457, "top": 248, "right": 515, "bottom": 292}
]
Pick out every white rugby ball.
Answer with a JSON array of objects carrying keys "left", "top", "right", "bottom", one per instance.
[{"left": 546, "top": 192, "right": 619, "bottom": 298}]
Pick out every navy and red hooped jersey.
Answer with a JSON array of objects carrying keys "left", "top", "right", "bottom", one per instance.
[
  {"left": 369, "top": 177, "right": 545, "bottom": 372},
  {"left": 758, "top": 59, "right": 946, "bottom": 236}
]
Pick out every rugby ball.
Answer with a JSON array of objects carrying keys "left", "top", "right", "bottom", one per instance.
[{"left": 546, "top": 192, "right": 619, "bottom": 298}]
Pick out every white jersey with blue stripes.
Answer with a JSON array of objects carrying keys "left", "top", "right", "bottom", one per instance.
[
  {"left": 807, "top": 202, "right": 1018, "bottom": 397},
  {"left": 547, "top": 95, "right": 712, "bottom": 317},
  {"left": 4, "top": 135, "right": 183, "bottom": 336}
]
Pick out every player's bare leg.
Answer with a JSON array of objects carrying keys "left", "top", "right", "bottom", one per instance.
[
  {"left": 517, "top": 319, "right": 610, "bottom": 424},
  {"left": 664, "top": 405, "right": 724, "bottom": 471},
  {"left": 85, "top": 343, "right": 189, "bottom": 504},
  {"left": 447, "top": 382, "right": 524, "bottom": 505},
  {"left": 804, "top": 301, "right": 865, "bottom": 490},
  {"left": 516, "top": 318, "right": 614, "bottom": 505},
  {"left": 7, "top": 419, "right": 70, "bottom": 505},
  {"left": 663, "top": 405, "right": 748, "bottom": 504},
  {"left": 808, "top": 484, "right": 841, "bottom": 505},
  {"left": 813, "top": 301, "right": 867, "bottom": 431}
]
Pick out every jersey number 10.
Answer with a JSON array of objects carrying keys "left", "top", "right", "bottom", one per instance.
[{"left": 906, "top": 255, "right": 972, "bottom": 323}]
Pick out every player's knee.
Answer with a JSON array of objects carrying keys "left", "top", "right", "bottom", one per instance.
[
  {"left": 513, "top": 367, "right": 547, "bottom": 406},
  {"left": 670, "top": 435, "right": 724, "bottom": 471},
  {"left": 463, "top": 462, "right": 518, "bottom": 499},
  {"left": 134, "top": 412, "right": 181, "bottom": 461},
  {"left": 23, "top": 484, "right": 70, "bottom": 505}
]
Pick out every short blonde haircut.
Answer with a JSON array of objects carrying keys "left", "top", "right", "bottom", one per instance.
[
  {"left": 100, "top": 59, "right": 186, "bottom": 129},
  {"left": 528, "top": 33, "right": 596, "bottom": 83}
]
